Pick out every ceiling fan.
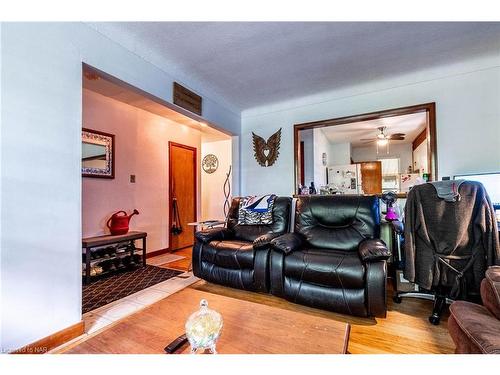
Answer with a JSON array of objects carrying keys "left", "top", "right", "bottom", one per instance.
[{"left": 360, "top": 126, "right": 405, "bottom": 145}]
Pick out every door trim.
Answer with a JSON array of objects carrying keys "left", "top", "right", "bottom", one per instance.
[
  {"left": 168, "top": 141, "right": 197, "bottom": 252},
  {"left": 299, "top": 141, "right": 305, "bottom": 186}
]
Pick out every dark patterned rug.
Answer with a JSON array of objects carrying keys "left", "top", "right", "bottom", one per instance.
[{"left": 82, "top": 265, "right": 183, "bottom": 313}]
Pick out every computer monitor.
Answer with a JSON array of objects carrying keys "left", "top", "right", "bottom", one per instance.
[{"left": 454, "top": 172, "right": 500, "bottom": 209}]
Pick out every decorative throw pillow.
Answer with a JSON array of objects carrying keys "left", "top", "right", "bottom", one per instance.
[{"left": 237, "top": 195, "right": 276, "bottom": 225}]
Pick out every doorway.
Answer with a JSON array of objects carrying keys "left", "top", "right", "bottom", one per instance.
[
  {"left": 82, "top": 63, "right": 233, "bottom": 271},
  {"left": 169, "top": 142, "right": 197, "bottom": 251}
]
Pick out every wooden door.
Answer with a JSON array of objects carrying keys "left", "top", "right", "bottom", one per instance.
[
  {"left": 169, "top": 142, "right": 197, "bottom": 251},
  {"left": 359, "top": 161, "right": 382, "bottom": 194}
]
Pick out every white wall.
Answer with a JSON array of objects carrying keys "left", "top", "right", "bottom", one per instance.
[
  {"left": 0, "top": 22, "right": 239, "bottom": 351},
  {"left": 0, "top": 23, "right": 3, "bottom": 347},
  {"left": 300, "top": 129, "right": 314, "bottom": 187},
  {"left": 201, "top": 139, "right": 232, "bottom": 221},
  {"left": 329, "top": 142, "right": 352, "bottom": 166},
  {"left": 312, "top": 128, "right": 329, "bottom": 187},
  {"left": 352, "top": 143, "right": 413, "bottom": 174},
  {"left": 302, "top": 131, "right": 353, "bottom": 188},
  {"left": 413, "top": 141, "right": 429, "bottom": 174},
  {"left": 241, "top": 54, "right": 500, "bottom": 196}
]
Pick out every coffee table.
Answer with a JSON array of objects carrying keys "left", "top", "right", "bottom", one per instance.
[{"left": 66, "top": 288, "right": 350, "bottom": 354}]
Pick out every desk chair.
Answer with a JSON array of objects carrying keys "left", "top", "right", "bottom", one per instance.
[{"left": 394, "top": 181, "right": 499, "bottom": 325}]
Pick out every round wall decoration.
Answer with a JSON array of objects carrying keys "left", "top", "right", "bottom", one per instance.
[{"left": 202, "top": 154, "right": 219, "bottom": 174}]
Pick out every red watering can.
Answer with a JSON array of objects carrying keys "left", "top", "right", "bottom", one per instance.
[{"left": 106, "top": 209, "right": 139, "bottom": 235}]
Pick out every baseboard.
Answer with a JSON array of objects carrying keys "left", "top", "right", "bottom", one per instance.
[
  {"left": 12, "top": 321, "right": 85, "bottom": 354},
  {"left": 146, "top": 247, "right": 171, "bottom": 259}
]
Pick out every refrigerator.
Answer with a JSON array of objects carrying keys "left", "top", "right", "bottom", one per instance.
[{"left": 327, "top": 164, "right": 362, "bottom": 194}]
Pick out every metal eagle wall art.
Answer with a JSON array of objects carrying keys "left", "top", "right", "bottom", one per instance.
[{"left": 252, "top": 128, "right": 282, "bottom": 167}]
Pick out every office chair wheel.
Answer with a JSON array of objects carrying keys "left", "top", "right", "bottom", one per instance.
[
  {"left": 428, "top": 315, "right": 440, "bottom": 325},
  {"left": 393, "top": 295, "right": 402, "bottom": 303}
]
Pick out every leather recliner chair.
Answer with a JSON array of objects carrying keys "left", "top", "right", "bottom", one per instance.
[
  {"left": 192, "top": 196, "right": 292, "bottom": 292},
  {"left": 269, "top": 195, "right": 390, "bottom": 317}
]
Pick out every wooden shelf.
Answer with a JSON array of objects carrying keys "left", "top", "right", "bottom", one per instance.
[
  {"left": 84, "top": 249, "right": 144, "bottom": 266},
  {"left": 82, "top": 232, "right": 147, "bottom": 285},
  {"left": 82, "top": 263, "right": 143, "bottom": 281}
]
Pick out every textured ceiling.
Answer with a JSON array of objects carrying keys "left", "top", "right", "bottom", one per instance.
[{"left": 89, "top": 22, "right": 500, "bottom": 111}]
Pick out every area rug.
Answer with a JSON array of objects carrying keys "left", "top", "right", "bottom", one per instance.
[{"left": 82, "top": 265, "right": 182, "bottom": 313}]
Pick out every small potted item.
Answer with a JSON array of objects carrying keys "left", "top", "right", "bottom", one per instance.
[{"left": 185, "top": 299, "right": 223, "bottom": 354}]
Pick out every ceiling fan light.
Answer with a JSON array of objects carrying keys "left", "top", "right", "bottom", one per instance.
[{"left": 377, "top": 139, "right": 388, "bottom": 146}]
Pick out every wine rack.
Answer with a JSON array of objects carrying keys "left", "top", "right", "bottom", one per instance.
[{"left": 82, "top": 231, "right": 147, "bottom": 285}]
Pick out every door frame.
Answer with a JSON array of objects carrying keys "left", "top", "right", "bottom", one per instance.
[
  {"left": 293, "top": 102, "right": 437, "bottom": 195},
  {"left": 168, "top": 141, "right": 198, "bottom": 252},
  {"left": 299, "top": 141, "right": 305, "bottom": 186}
]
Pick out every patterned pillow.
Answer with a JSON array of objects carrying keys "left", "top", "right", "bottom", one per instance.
[{"left": 237, "top": 195, "right": 276, "bottom": 225}]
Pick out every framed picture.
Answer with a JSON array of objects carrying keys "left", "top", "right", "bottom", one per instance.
[{"left": 82, "top": 128, "right": 115, "bottom": 179}]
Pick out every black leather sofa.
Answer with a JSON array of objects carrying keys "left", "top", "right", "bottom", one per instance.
[
  {"left": 269, "top": 195, "right": 390, "bottom": 317},
  {"left": 192, "top": 196, "right": 292, "bottom": 292},
  {"left": 192, "top": 195, "right": 390, "bottom": 317}
]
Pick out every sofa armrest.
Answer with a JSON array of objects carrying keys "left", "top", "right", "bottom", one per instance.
[
  {"left": 366, "top": 260, "right": 388, "bottom": 317},
  {"left": 195, "top": 227, "right": 233, "bottom": 244},
  {"left": 253, "top": 233, "right": 282, "bottom": 250},
  {"left": 481, "top": 266, "right": 500, "bottom": 320},
  {"left": 271, "top": 233, "right": 304, "bottom": 254},
  {"left": 358, "top": 238, "right": 391, "bottom": 262}
]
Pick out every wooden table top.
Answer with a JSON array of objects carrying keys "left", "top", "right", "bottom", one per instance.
[{"left": 67, "top": 288, "right": 350, "bottom": 354}]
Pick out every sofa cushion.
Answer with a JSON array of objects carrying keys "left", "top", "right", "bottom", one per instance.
[
  {"left": 294, "top": 195, "right": 380, "bottom": 251},
  {"left": 283, "top": 248, "right": 366, "bottom": 289},
  {"left": 198, "top": 262, "right": 256, "bottom": 291},
  {"left": 482, "top": 266, "right": 500, "bottom": 320},
  {"left": 202, "top": 240, "right": 254, "bottom": 269},
  {"left": 449, "top": 300, "right": 500, "bottom": 354}
]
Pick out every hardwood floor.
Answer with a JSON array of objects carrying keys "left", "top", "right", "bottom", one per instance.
[
  {"left": 158, "top": 246, "right": 192, "bottom": 271},
  {"left": 103, "top": 249, "right": 456, "bottom": 354}
]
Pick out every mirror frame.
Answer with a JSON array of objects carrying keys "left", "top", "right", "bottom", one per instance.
[
  {"left": 82, "top": 128, "right": 115, "bottom": 179},
  {"left": 293, "top": 102, "right": 437, "bottom": 195}
]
